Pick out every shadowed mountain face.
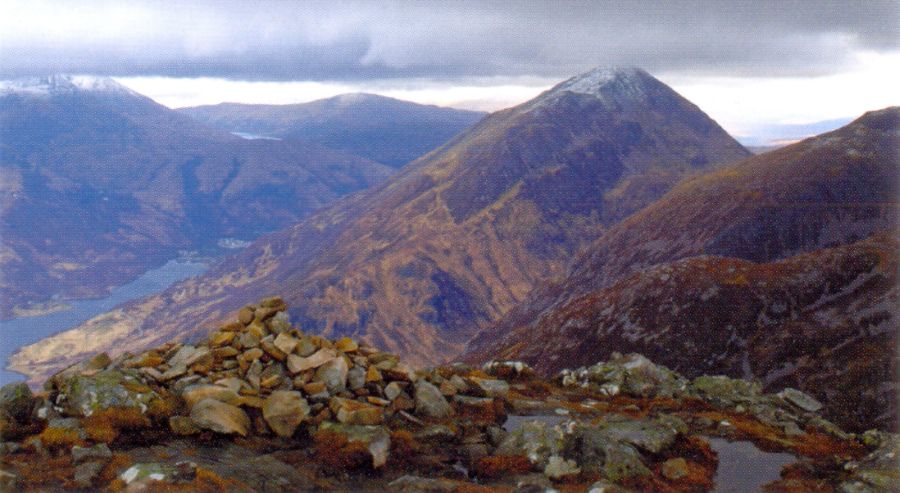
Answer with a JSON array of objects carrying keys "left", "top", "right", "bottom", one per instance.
[
  {"left": 462, "top": 108, "right": 900, "bottom": 431},
  {"left": 0, "top": 76, "right": 393, "bottom": 317},
  {"left": 177, "top": 94, "right": 486, "bottom": 167},
  {"left": 10, "top": 67, "right": 750, "bottom": 382}
]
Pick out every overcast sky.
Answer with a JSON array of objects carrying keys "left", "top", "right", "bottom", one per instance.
[{"left": 1, "top": 0, "right": 897, "bottom": 138}]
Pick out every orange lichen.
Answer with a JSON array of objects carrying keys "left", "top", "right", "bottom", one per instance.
[
  {"left": 98, "top": 452, "right": 133, "bottom": 483},
  {"left": 37, "top": 426, "right": 86, "bottom": 448},
  {"left": 472, "top": 455, "right": 533, "bottom": 480},
  {"left": 389, "top": 429, "right": 417, "bottom": 463},
  {"left": 82, "top": 407, "right": 150, "bottom": 443},
  {"left": 313, "top": 430, "right": 372, "bottom": 471}
]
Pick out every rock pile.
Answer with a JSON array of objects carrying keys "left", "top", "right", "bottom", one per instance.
[{"left": 0, "top": 298, "right": 897, "bottom": 492}]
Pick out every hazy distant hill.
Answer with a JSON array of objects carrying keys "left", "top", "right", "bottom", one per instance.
[
  {"left": 12, "top": 67, "right": 751, "bottom": 381},
  {"left": 463, "top": 108, "right": 900, "bottom": 431},
  {"left": 0, "top": 75, "right": 392, "bottom": 317},
  {"left": 178, "top": 94, "right": 486, "bottom": 167}
]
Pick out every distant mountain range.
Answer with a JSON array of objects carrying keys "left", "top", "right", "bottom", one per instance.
[
  {"left": 0, "top": 76, "right": 482, "bottom": 318},
  {"left": 11, "top": 67, "right": 750, "bottom": 380},
  {"left": 463, "top": 108, "right": 899, "bottom": 431},
  {"left": 177, "top": 94, "right": 486, "bottom": 167}
]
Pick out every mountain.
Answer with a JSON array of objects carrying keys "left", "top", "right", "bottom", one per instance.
[
  {"left": 9, "top": 67, "right": 751, "bottom": 382},
  {"left": 177, "top": 94, "right": 486, "bottom": 167},
  {"left": 462, "top": 108, "right": 900, "bottom": 431},
  {"left": 0, "top": 75, "right": 392, "bottom": 317}
]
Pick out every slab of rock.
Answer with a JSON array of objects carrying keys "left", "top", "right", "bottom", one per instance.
[
  {"left": 262, "top": 391, "right": 309, "bottom": 437},
  {"left": 190, "top": 398, "right": 251, "bottom": 436},
  {"left": 56, "top": 369, "right": 165, "bottom": 418},
  {"left": 71, "top": 443, "right": 112, "bottom": 464},
  {"left": 414, "top": 380, "right": 453, "bottom": 419},
  {"left": 287, "top": 348, "right": 337, "bottom": 374},
  {"left": 778, "top": 388, "right": 823, "bottom": 412},
  {"left": 273, "top": 333, "right": 299, "bottom": 355},
  {"left": 181, "top": 384, "right": 242, "bottom": 408},
  {"left": 468, "top": 377, "right": 509, "bottom": 398}
]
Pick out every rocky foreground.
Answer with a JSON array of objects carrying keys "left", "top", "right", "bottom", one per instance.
[{"left": 1, "top": 298, "right": 897, "bottom": 492}]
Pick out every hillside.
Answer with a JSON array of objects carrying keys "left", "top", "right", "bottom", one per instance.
[
  {"left": 464, "top": 235, "right": 898, "bottom": 431},
  {"left": 0, "top": 76, "right": 392, "bottom": 317},
  {"left": 178, "top": 94, "right": 486, "bottom": 167},
  {"left": 9, "top": 67, "right": 751, "bottom": 381},
  {"left": 463, "top": 108, "right": 900, "bottom": 431}
]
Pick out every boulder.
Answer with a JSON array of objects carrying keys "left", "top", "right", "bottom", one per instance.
[
  {"left": 189, "top": 398, "right": 251, "bottom": 436},
  {"left": 318, "top": 422, "right": 392, "bottom": 468},
  {"left": 331, "top": 398, "right": 384, "bottom": 425},
  {"left": 414, "top": 380, "right": 453, "bottom": 419},
  {"left": 468, "top": 377, "right": 510, "bottom": 398},
  {"left": 778, "top": 388, "right": 823, "bottom": 413},
  {"left": 0, "top": 383, "right": 34, "bottom": 422},
  {"left": 262, "top": 391, "right": 310, "bottom": 437},
  {"left": 181, "top": 384, "right": 242, "bottom": 408},
  {"left": 56, "top": 369, "right": 165, "bottom": 418}
]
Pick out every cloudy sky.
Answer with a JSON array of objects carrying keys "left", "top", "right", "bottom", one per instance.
[{"left": 1, "top": 0, "right": 897, "bottom": 140}]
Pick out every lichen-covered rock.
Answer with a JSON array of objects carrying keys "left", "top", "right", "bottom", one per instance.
[
  {"left": 778, "top": 388, "right": 823, "bottom": 413},
  {"left": 181, "top": 384, "right": 242, "bottom": 408},
  {"left": 560, "top": 353, "right": 687, "bottom": 398},
  {"left": 190, "top": 398, "right": 251, "bottom": 436},
  {"left": 262, "top": 391, "right": 309, "bottom": 437},
  {"left": 496, "top": 420, "right": 564, "bottom": 466},
  {"left": 0, "top": 382, "right": 34, "bottom": 422},
  {"left": 414, "top": 380, "right": 453, "bottom": 419},
  {"left": 318, "top": 422, "right": 392, "bottom": 468},
  {"left": 56, "top": 369, "right": 165, "bottom": 418},
  {"left": 690, "top": 374, "right": 763, "bottom": 407},
  {"left": 315, "top": 357, "right": 349, "bottom": 393}
]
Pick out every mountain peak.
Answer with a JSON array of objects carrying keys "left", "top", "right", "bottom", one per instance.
[
  {"left": 0, "top": 74, "right": 136, "bottom": 97},
  {"left": 554, "top": 66, "right": 647, "bottom": 94}
]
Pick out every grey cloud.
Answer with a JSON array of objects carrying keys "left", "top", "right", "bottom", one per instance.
[{"left": 0, "top": 0, "right": 896, "bottom": 80}]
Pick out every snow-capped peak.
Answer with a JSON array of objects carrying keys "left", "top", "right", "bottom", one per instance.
[
  {"left": 553, "top": 66, "right": 647, "bottom": 96},
  {"left": 0, "top": 74, "right": 137, "bottom": 96}
]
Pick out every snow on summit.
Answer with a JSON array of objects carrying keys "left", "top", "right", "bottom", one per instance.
[{"left": 0, "top": 74, "right": 136, "bottom": 96}]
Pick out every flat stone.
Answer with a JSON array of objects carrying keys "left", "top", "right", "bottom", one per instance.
[
  {"left": 778, "top": 388, "right": 823, "bottom": 412},
  {"left": 166, "top": 345, "right": 197, "bottom": 367},
  {"left": 365, "top": 366, "right": 383, "bottom": 383},
  {"left": 414, "top": 380, "right": 453, "bottom": 419},
  {"left": 273, "top": 333, "right": 299, "bottom": 355},
  {"left": 181, "top": 384, "right": 242, "bottom": 408},
  {"left": 287, "top": 348, "right": 337, "bottom": 374},
  {"left": 262, "top": 391, "right": 310, "bottom": 437},
  {"left": 190, "top": 398, "right": 251, "bottom": 436},
  {"left": 468, "top": 377, "right": 509, "bottom": 398}
]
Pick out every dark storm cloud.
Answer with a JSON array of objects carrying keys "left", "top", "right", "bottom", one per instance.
[{"left": 1, "top": 0, "right": 897, "bottom": 80}]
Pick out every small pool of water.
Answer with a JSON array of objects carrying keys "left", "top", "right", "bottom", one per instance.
[
  {"left": 0, "top": 259, "right": 209, "bottom": 385},
  {"left": 707, "top": 437, "right": 796, "bottom": 492}
]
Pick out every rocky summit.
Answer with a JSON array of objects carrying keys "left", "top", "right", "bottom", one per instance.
[{"left": 1, "top": 298, "right": 897, "bottom": 492}]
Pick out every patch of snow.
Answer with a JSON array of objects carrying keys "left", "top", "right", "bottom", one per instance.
[{"left": 0, "top": 74, "right": 137, "bottom": 97}]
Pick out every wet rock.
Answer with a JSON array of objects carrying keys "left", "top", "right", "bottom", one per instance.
[
  {"left": 778, "top": 388, "right": 823, "bottom": 412},
  {"left": 544, "top": 454, "right": 580, "bottom": 479},
  {"left": 315, "top": 357, "right": 349, "bottom": 393},
  {"left": 262, "top": 391, "right": 309, "bottom": 437},
  {"left": 414, "top": 380, "right": 453, "bottom": 419},
  {"left": 0, "top": 383, "right": 34, "bottom": 422},
  {"left": 190, "top": 398, "right": 251, "bottom": 436},
  {"left": 661, "top": 457, "right": 689, "bottom": 480}
]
